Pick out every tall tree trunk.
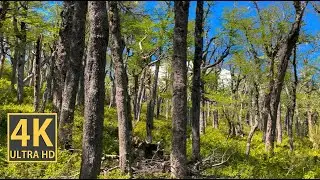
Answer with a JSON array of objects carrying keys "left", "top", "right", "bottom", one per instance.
[
  {"left": 76, "top": 51, "right": 86, "bottom": 106},
  {"left": 137, "top": 86, "right": 145, "bottom": 122},
  {"left": 0, "top": 1, "right": 8, "bottom": 78},
  {"left": 166, "top": 98, "right": 169, "bottom": 120},
  {"left": 146, "top": 60, "right": 160, "bottom": 143},
  {"left": 213, "top": 108, "right": 219, "bottom": 129},
  {"left": 108, "top": 59, "right": 116, "bottom": 108},
  {"left": 0, "top": 36, "right": 6, "bottom": 78},
  {"left": 156, "top": 96, "right": 162, "bottom": 119},
  {"left": 200, "top": 99, "right": 205, "bottom": 135},
  {"left": 0, "top": 1, "right": 9, "bottom": 43},
  {"left": 17, "top": 7, "right": 27, "bottom": 104},
  {"left": 11, "top": 39, "right": 18, "bottom": 91},
  {"left": 264, "top": 1, "right": 307, "bottom": 154},
  {"left": 40, "top": 54, "right": 46, "bottom": 90},
  {"left": 239, "top": 102, "right": 243, "bottom": 127},
  {"left": 17, "top": 22, "right": 26, "bottom": 104},
  {"left": 171, "top": 1, "right": 189, "bottom": 178},
  {"left": 34, "top": 35, "right": 42, "bottom": 112},
  {"left": 108, "top": 1, "right": 132, "bottom": 174},
  {"left": 59, "top": 1, "right": 87, "bottom": 149},
  {"left": 125, "top": 65, "right": 133, "bottom": 138},
  {"left": 136, "top": 69, "right": 146, "bottom": 121},
  {"left": 287, "top": 44, "right": 298, "bottom": 151},
  {"left": 307, "top": 108, "right": 316, "bottom": 147},
  {"left": 11, "top": 3, "right": 20, "bottom": 91},
  {"left": 285, "top": 110, "right": 289, "bottom": 135},
  {"left": 133, "top": 74, "right": 139, "bottom": 116},
  {"left": 80, "top": 2, "right": 108, "bottom": 178},
  {"left": 41, "top": 43, "right": 56, "bottom": 112},
  {"left": 246, "top": 84, "right": 260, "bottom": 156},
  {"left": 287, "top": 107, "right": 294, "bottom": 151},
  {"left": 276, "top": 104, "right": 282, "bottom": 144},
  {"left": 109, "top": 75, "right": 116, "bottom": 108},
  {"left": 53, "top": 1, "right": 73, "bottom": 119},
  {"left": 27, "top": 43, "right": 35, "bottom": 87}
]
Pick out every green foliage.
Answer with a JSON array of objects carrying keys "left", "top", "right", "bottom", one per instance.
[
  {"left": 189, "top": 120, "right": 320, "bottom": 179},
  {"left": 0, "top": 79, "right": 16, "bottom": 105},
  {"left": 1, "top": 101, "right": 320, "bottom": 179},
  {"left": 1, "top": 150, "right": 81, "bottom": 179}
]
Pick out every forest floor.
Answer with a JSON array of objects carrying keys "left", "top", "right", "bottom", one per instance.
[{"left": 0, "top": 102, "right": 320, "bottom": 179}]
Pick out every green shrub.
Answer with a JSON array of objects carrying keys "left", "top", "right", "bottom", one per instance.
[{"left": 0, "top": 78, "right": 15, "bottom": 105}]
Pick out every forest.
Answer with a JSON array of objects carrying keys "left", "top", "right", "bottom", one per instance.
[{"left": 0, "top": 1, "right": 320, "bottom": 179}]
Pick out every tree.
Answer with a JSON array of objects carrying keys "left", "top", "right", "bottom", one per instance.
[
  {"left": 286, "top": 44, "right": 298, "bottom": 151},
  {"left": 146, "top": 57, "right": 160, "bottom": 143},
  {"left": 17, "top": 2, "right": 27, "bottom": 104},
  {"left": 108, "top": 1, "right": 132, "bottom": 174},
  {"left": 0, "top": 1, "right": 9, "bottom": 78},
  {"left": 191, "top": 0, "right": 203, "bottom": 163},
  {"left": 33, "top": 35, "right": 42, "bottom": 112},
  {"left": 41, "top": 42, "right": 57, "bottom": 112},
  {"left": 171, "top": 1, "right": 189, "bottom": 178},
  {"left": 58, "top": 1, "right": 87, "bottom": 150},
  {"left": 53, "top": 1, "right": 73, "bottom": 117},
  {"left": 263, "top": 1, "right": 307, "bottom": 154},
  {"left": 80, "top": 1, "right": 108, "bottom": 178}
]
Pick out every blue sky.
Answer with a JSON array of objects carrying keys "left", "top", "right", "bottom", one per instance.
[
  {"left": 144, "top": 1, "right": 320, "bottom": 36},
  {"left": 45, "top": 1, "right": 319, "bottom": 71},
  {"left": 142, "top": 1, "right": 320, "bottom": 72}
]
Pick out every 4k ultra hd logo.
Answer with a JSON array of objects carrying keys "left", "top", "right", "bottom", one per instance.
[{"left": 7, "top": 113, "right": 57, "bottom": 162}]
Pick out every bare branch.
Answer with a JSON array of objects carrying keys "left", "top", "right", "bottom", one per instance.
[
  {"left": 147, "top": 48, "right": 170, "bottom": 66},
  {"left": 142, "top": 46, "right": 160, "bottom": 60},
  {"left": 139, "top": 34, "right": 148, "bottom": 51},
  {"left": 23, "top": 73, "right": 33, "bottom": 84},
  {"left": 202, "top": 45, "right": 231, "bottom": 70},
  {"left": 253, "top": 1, "right": 263, "bottom": 23},
  {"left": 311, "top": 2, "right": 320, "bottom": 14},
  {"left": 202, "top": 36, "right": 217, "bottom": 59},
  {"left": 118, "top": 2, "right": 148, "bottom": 18}
]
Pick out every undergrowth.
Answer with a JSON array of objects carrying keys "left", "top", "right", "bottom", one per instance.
[{"left": 0, "top": 79, "right": 320, "bottom": 178}]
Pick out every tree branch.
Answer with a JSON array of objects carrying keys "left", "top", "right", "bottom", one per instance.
[
  {"left": 311, "top": 2, "right": 320, "bottom": 14},
  {"left": 202, "top": 45, "right": 231, "bottom": 70}
]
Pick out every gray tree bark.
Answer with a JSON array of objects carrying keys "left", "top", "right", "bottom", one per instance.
[
  {"left": 136, "top": 69, "right": 146, "bottom": 121},
  {"left": 213, "top": 108, "right": 219, "bottom": 129},
  {"left": 276, "top": 104, "right": 282, "bottom": 144},
  {"left": 41, "top": 44, "right": 57, "bottom": 112},
  {"left": 59, "top": 1, "right": 87, "bottom": 149},
  {"left": 246, "top": 83, "right": 259, "bottom": 156},
  {"left": 132, "top": 73, "right": 139, "bottom": 116},
  {"left": 287, "top": 44, "right": 298, "bottom": 151},
  {"left": 17, "top": 3, "right": 27, "bottom": 104},
  {"left": 80, "top": 1, "right": 108, "bottom": 179},
  {"left": 34, "top": 35, "right": 42, "bottom": 112},
  {"left": 108, "top": 1, "right": 132, "bottom": 174},
  {"left": 0, "top": 37, "right": 5, "bottom": 78},
  {"left": 27, "top": 43, "right": 35, "bottom": 87},
  {"left": 11, "top": 38, "right": 18, "bottom": 91},
  {"left": 156, "top": 96, "right": 162, "bottom": 119},
  {"left": 200, "top": 99, "right": 205, "bottom": 134},
  {"left": 11, "top": 3, "right": 19, "bottom": 91},
  {"left": 146, "top": 59, "right": 160, "bottom": 143},
  {"left": 191, "top": 0, "right": 203, "bottom": 163},
  {"left": 53, "top": 1, "right": 73, "bottom": 119},
  {"left": 264, "top": 1, "right": 307, "bottom": 154},
  {"left": 76, "top": 50, "right": 86, "bottom": 106},
  {"left": 108, "top": 59, "right": 116, "bottom": 108},
  {"left": 0, "top": 1, "right": 8, "bottom": 78},
  {"left": 171, "top": 1, "right": 189, "bottom": 178}
]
